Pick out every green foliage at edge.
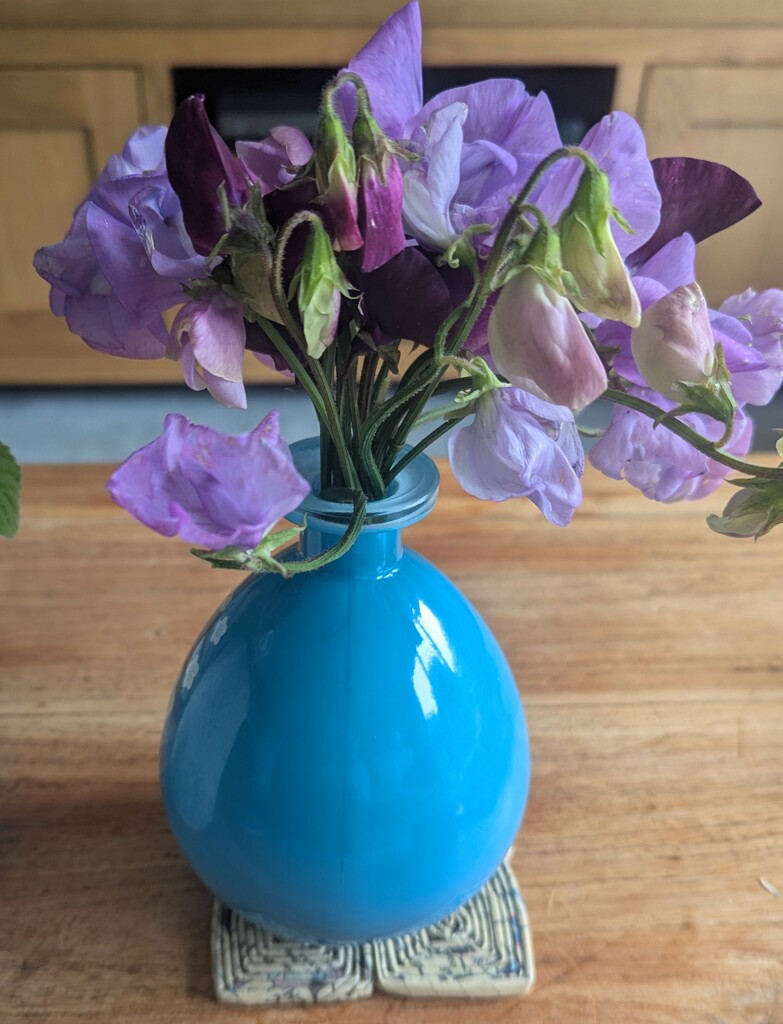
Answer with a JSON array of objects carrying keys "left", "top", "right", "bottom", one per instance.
[{"left": 0, "top": 441, "right": 21, "bottom": 539}]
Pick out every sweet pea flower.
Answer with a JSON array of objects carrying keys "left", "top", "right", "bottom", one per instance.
[
  {"left": 236, "top": 127, "right": 313, "bottom": 193},
  {"left": 34, "top": 126, "right": 205, "bottom": 358},
  {"left": 717, "top": 289, "right": 783, "bottom": 405},
  {"left": 353, "top": 105, "right": 406, "bottom": 272},
  {"left": 589, "top": 390, "right": 753, "bottom": 503},
  {"left": 488, "top": 268, "right": 608, "bottom": 410},
  {"left": 165, "top": 95, "right": 251, "bottom": 255},
  {"left": 297, "top": 218, "right": 357, "bottom": 358},
  {"left": 559, "top": 164, "right": 641, "bottom": 326},
  {"left": 631, "top": 283, "right": 715, "bottom": 400},
  {"left": 169, "top": 293, "right": 247, "bottom": 409},
  {"left": 448, "top": 387, "right": 583, "bottom": 526},
  {"left": 314, "top": 103, "right": 363, "bottom": 252},
  {"left": 106, "top": 411, "right": 310, "bottom": 550}
]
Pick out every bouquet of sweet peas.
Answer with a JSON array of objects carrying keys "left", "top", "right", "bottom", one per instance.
[{"left": 33, "top": 1, "right": 783, "bottom": 574}]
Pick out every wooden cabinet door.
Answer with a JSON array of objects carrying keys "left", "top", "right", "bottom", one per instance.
[
  {"left": 640, "top": 67, "right": 783, "bottom": 305},
  {"left": 0, "top": 67, "right": 282, "bottom": 385}
]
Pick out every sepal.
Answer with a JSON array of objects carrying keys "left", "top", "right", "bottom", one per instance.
[{"left": 191, "top": 522, "right": 305, "bottom": 574}]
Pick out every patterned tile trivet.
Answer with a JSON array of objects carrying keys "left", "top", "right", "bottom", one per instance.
[{"left": 213, "top": 855, "right": 534, "bottom": 1004}]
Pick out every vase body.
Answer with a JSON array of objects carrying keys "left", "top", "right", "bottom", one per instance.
[{"left": 160, "top": 439, "right": 530, "bottom": 943}]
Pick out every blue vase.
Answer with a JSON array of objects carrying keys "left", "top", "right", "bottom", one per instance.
[{"left": 160, "top": 438, "right": 530, "bottom": 943}]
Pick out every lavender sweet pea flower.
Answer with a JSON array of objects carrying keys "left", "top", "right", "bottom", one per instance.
[
  {"left": 236, "top": 127, "right": 313, "bottom": 193},
  {"left": 33, "top": 126, "right": 206, "bottom": 358},
  {"left": 489, "top": 268, "right": 608, "bottom": 410},
  {"left": 717, "top": 289, "right": 783, "bottom": 405},
  {"left": 448, "top": 387, "right": 583, "bottom": 526},
  {"left": 169, "top": 293, "right": 247, "bottom": 409},
  {"left": 589, "top": 390, "right": 753, "bottom": 502},
  {"left": 107, "top": 411, "right": 310, "bottom": 550},
  {"left": 403, "top": 82, "right": 561, "bottom": 251},
  {"left": 536, "top": 112, "right": 661, "bottom": 260},
  {"left": 343, "top": 0, "right": 423, "bottom": 140}
]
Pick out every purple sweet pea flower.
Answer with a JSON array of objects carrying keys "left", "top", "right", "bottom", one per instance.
[
  {"left": 107, "top": 410, "right": 310, "bottom": 550},
  {"left": 448, "top": 387, "right": 584, "bottom": 526},
  {"left": 353, "top": 106, "right": 407, "bottom": 272},
  {"left": 343, "top": 0, "right": 423, "bottom": 140},
  {"left": 169, "top": 293, "right": 248, "bottom": 409},
  {"left": 599, "top": 235, "right": 781, "bottom": 406},
  {"left": 489, "top": 268, "right": 608, "bottom": 410},
  {"left": 33, "top": 126, "right": 205, "bottom": 358},
  {"left": 536, "top": 112, "right": 661, "bottom": 260},
  {"left": 236, "top": 127, "right": 313, "bottom": 194},
  {"left": 589, "top": 389, "right": 753, "bottom": 502},
  {"left": 403, "top": 82, "right": 561, "bottom": 251},
  {"left": 717, "top": 289, "right": 783, "bottom": 405},
  {"left": 165, "top": 95, "right": 251, "bottom": 256}
]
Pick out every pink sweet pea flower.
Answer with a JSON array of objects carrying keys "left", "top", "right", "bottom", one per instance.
[
  {"left": 488, "top": 268, "right": 608, "bottom": 410},
  {"left": 631, "top": 283, "right": 715, "bottom": 400},
  {"left": 106, "top": 411, "right": 310, "bottom": 550},
  {"left": 169, "top": 293, "right": 247, "bottom": 409}
]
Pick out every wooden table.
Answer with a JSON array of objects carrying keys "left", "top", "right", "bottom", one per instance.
[{"left": 2, "top": 461, "right": 782, "bottom": 1022}]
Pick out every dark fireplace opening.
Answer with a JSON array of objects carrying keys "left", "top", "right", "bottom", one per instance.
[{"left": 173, "top": 65, "right": 616, "bottom": 145}]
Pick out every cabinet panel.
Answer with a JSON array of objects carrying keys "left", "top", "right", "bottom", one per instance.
[
  {"left": 640, "top": 67, "right": 783, "bottom": 304},
  {"left": 0, "top": 69, "right": 141, "bottom": 316}
]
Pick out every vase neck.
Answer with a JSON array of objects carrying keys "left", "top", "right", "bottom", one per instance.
[
  {"left": 300, "top": 522, "right": 403, "bottom": 576},
  {"left": 287, "top": 437, "right": 440, "bottom": 577}
]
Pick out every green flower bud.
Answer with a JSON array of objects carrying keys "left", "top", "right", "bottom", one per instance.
[{"left": 560, "top": 164, "right": 641, "bottom": 327}]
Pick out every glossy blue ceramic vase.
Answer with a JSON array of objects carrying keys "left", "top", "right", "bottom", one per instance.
[{"left": 160, "top": 438, "right": 530, "bottom": 943}]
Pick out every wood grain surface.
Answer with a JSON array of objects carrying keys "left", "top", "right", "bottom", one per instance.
[{"left": 1, "top": 461, "right": 782, "bottom": 1023}]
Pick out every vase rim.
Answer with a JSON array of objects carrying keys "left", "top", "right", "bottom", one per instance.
[{"left": 288, "top": 437, "right": 440, "bottom": 533}]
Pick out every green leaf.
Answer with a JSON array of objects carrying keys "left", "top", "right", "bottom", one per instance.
[{"left": 0, "top": 441, "right": 21, "bottom": 539}]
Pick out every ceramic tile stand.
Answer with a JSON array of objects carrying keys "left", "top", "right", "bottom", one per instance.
[{"left": 213, "top": 857, "right": 534, "bottom": 1004}]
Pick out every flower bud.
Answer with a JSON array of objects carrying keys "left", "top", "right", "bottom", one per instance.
[
  {"left": 297, "top": 218, "right": 356, "bottom": 358},
  {"left": 707, "top": 480, "right": 783, "bottom": 539},
  {"left": 488, "top": 267, "right": 608, "bottom": 411},
  {"left": 560, "top": 164, "right": 641, "bottom": 326},
  {"left": 352, "top": 105, "right": 406, "bottom": 272},
  {"left": 314, "top": 105, "right": 363, "bottom": 252},
  {"left": 631, "top": 283, "right": 715, "bottom": 399}
]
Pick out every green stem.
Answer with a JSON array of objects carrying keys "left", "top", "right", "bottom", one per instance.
[
  {"left": 381, "top": 146, "right": 587, "bottom": 472},
  {"left": 282, "top": 492, "right": 368, "bottom": 575},
  {"left": 270, "top": 212, "right": 360, "bottom": 491},
  {"left": 602, "top": 389, "right": 783, "bottom": 479},
  {"left": 386, "top": 417, "right": 466, "bottom": 483}
]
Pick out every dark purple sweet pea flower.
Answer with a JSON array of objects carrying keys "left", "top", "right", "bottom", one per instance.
[
  {"left": 34, "top": 126, "right": 206, "bottom": 358},
  {"left": 357, "top": 247, "right": 452, "bottom": 344},
  {"left": 236, "top": 127, "right": 313, "bottom": 194},
  {"left": 589, "top": 389, "right": 753, "bottom": 503},
  {"left": 629, "top": 157, "right": 761, "bottom": 268},
  {"left": 165, "top": 95, "right": 251, "bottom": 255},
  {"left": 448, "top": 387, "right": 584, "bottom": 526},
  {"left": 106, "top": 410, "right": 310, "bottom": 550},
  {"left": 169, "top": 293, "right": 247, "bottom": 409}
]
